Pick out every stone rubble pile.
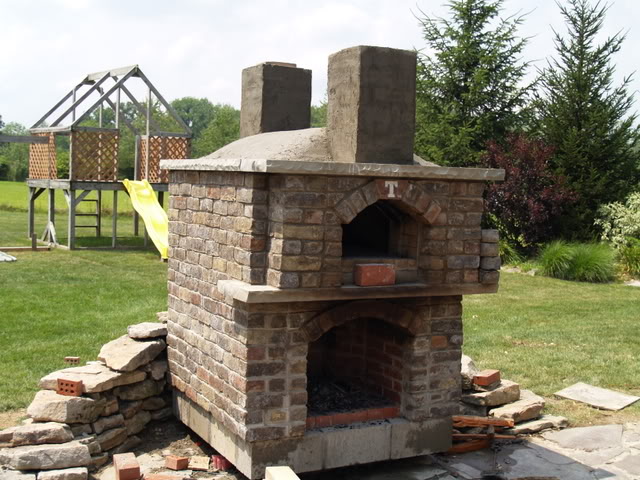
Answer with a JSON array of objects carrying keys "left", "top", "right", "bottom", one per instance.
[
  {"left": 0, "top": 315, "right": 171, "bottom": 480},
  {"left": 459, "top": 354, "right": 568, "bottom": 434}
]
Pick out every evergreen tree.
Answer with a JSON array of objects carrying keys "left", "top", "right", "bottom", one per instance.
[
  {"left": 415, "top": 0, "right": 531, "bottom": 167},
  {"left": 536, "top": 0, "right": 640, "bottom": 239}
]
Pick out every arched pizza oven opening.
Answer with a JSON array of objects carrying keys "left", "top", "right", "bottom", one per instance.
[
  {"left": 306, "top": 318, "right": 408, "bottom": 426},
  {"left": 341, "top": 200, "right": 420, "bottom": 285}
]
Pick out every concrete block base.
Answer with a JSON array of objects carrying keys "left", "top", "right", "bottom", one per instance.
[{"left": 173, "top": 391, "right": 451, "bottom": 479}]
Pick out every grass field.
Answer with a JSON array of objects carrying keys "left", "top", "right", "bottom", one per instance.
[{"left": 1, "top": 181, "right": 640, "bottom": 426}]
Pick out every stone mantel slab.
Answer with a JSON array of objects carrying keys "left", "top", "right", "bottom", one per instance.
[
  {"left": 160, "top": 157, "right": 504, "bottom": 182},
  {"left": 217, "top": 279, "right": 498, "bottom": 304}
]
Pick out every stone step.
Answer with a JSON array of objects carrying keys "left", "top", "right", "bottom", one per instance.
[
  {"left": 505, "top": 414, "right": 569, "bottom": 435},
  {"left": 39, "top": 364, "right": 146, "bottom": 394},
  {"left": 27, "top": 391, "right": 104, "bottom": 424},
  {"left": 489, "top": 389, "right": 545, "bottom": 423},
  {"left": 462, "top": 379, "right": 520, "bottom": 407},
  {"left": 0, "top": 440, "right": 91, "bottom": 470},
  {"left": 128, "top": 322, "right": 167, "bottom": 340},
  {"left": 2, "top": 422, "right": 73, "bottom": 447},
  {"left": 98, "top": 335, "right": 165, "bottom": 372}
]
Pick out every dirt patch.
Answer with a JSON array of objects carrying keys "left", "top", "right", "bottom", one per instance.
[{"left": 0, "top": 409, "right": 26, "bottom": 430}]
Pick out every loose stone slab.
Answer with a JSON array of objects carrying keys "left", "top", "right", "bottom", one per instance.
[
  {"left": 127, "top": 322, "right": 168, "bottom": 339},
  {"left": 0, "top": 440, "right": 91, "bottom": 470},
  {"left": 92, "top": 414, "right": 125, "bottom": 434},
  {"left": 27, "top": 391, "right": 104, "bottom": 424},
  {"left": 115, "top": 379, "right": 165, "bottom": 401},
  {"left": 461, "top": 379, "right": 520, "bottom": 407},
  {"left": 555, "top": 382, "right": 640, "bottom": 411},
  {"left": 543, "top": 424, "right": 624, "bottom": 451},
  {"left": 39, "top": 364, "right": 146, "bottom": 393},
  {"left": 0, "top": 470, "right": 36, "bottom": 480},
  {"left": 95, "top": 426, "right": 127, "bottom": 451},
  {"left": 37, "top": 467, "right": 88, "bottom": 480},
  {"left": 10, "top": 422, "right": 73, "bottom": 446},
  {"left": 505, "top": 415, "right": 568, "bottom": 435},
  {"left": 98, "top": 335, "right": 165, "bottom": 372},
  {"left": 489, "top": 389, "right": 545, "bottom": 423}
]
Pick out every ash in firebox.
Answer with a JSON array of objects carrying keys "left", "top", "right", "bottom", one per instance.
[{"left": 307, "top": 377, "right": 393, "bottom": 416}]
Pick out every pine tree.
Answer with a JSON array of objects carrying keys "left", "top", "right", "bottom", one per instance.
[
  {"left": 414, "top": 0, "right": 531, "bottom": 167},
  {"left": 536, "top": 0, "right": 640, "bottom": 239}
]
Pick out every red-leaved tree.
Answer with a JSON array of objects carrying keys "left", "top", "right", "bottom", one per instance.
[{"left": 484, "top": 134, "right": 577, "bottom": 251}]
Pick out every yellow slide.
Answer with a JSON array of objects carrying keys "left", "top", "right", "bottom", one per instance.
[{"left": 123, "top": 179, "right": 168, "bottom": 259}]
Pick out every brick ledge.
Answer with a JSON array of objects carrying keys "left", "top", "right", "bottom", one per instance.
[{"left": 217, "top": 279, "right": 498, "bottom": 304}]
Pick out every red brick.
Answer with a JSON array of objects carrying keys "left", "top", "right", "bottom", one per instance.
[
  {"left": 314, "top": 415, "right": 333, "bottom": 428},
  {"left": 165, "top": 455, "right": 189, "bottom": 471},
  {"left": 113, "top": 452, "right": 140, "bottom": 480},
  {"left": 64, "top": 356, "right": 80, "bottom": 364},
  {"left": 349, "top": 410, "right": 369, "bottom": 424},
  {"left": 367, "top": 408, "right": 387, "bottom": 421},
  {"left": 56, "top": 378, "right": 83, "bottom": 397},
  {"left": 382, "top": 406, "right": 400, "bottom": 419},
  {"left": 473, "top": 369, "right": 501, "bottom": 386},
  {"left": 354, "top": 264, "right": 396, "bottom": 287},
  {"left": 332, "top": 412, "right": 353, "bottom": 426},
  {"left": 430, "top": 335, "right": 449, "bottom": 349},
  {"left": 212, "top": 454, "right": 232, "bottom": 470},
  {"left": 306, "top": 417, "right": 316, "bottom": 429}
]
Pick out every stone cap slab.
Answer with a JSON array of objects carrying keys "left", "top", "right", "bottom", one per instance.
[
  {"left": 160, "top": 129, "right": 504, "bottom": 181},
  {"left": 161, "top": 157, "right": 504, "bottom": 181},
  {"left": 217, "top": 279, "right": 497, "bottom": 304}
]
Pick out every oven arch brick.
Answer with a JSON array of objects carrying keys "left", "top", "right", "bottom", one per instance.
[
  {"left": 301, "top": 300, "right": 416, "bottom": 342},
  {"left": 334, "top": 180, "right": 442, "bottom": 225}
]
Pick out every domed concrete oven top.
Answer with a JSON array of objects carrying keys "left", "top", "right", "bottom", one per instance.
[{"left": 160, "top": 46, "right": 504, "bottom": 479}]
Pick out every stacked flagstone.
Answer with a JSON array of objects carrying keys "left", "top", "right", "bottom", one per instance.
[
  {"left": 0, "top": 317, "right": 171, "bottom": 480},
  {"left": 459, "top": 354, "right": 568, "bottom": 434}
]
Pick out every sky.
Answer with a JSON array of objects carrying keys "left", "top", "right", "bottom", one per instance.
[{"left": 2, "top": 0, "right": 640, "bottom": 127}]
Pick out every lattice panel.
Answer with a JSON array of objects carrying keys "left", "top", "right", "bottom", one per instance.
[
  {"left": 71, "top": 131, "right": 119, "bottom": 181},
  {"left": 29, "top": 133, "right": 57, "bottom": 179},
  {"left": 139, "top": 136, "right": 190, "bottom": 182}
]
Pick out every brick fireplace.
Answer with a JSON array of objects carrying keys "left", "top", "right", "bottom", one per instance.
[{"left": 161, "top": 46, "right": 504, "bottom": 479}]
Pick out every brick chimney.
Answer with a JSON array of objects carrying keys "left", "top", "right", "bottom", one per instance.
[
  {"left": 327, "top": 46, "right": 417, "bottom": 164},
  {"left": 240, "top": 62, "right": 312, "bottom": 138}
]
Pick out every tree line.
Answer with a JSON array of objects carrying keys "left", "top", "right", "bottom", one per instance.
[
  {"left": 415, "top": 0, "right": 640, "bottom": 244},
  {"left": 0, "top": 100, "right": 327, "bottom": 183}
]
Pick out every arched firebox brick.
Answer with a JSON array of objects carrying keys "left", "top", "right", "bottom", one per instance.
[
  {"left": 301, "top": 300, "right": 417, "bottom": 342},
  {"left": 333, "top": 179, "right": 442, "bottom": 225}
]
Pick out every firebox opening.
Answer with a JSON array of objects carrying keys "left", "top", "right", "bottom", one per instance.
[{"left": 306, "top": 318, "right": 407, "bottom": 424}]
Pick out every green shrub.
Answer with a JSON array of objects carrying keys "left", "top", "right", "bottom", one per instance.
[
  {"left": 595, "top": 192, "right": 640, "bottom": 248},
  {"left": 539, "top": 241, "right": 615, "bottom": 282},
  {"left": 539, "top": 241, "right": 573, "bottom": 279},
  {"left": 619, "top": 239, "right": 640, "bottom": 276},
  {"left": 499, "top": 238, "right": 523, "bottom": 265}
]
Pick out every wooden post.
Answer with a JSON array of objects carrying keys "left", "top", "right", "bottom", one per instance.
[
  {"left": 28, "top": 187, "right": 36, "bottom": 239},
  {"left": 31, "top": 234, "right": 37, "bottom": 250},
  {"left": 112, "top": 190, "right": 118, "bottom": 248},
  {"left": 28, "top": 187, "right": 45, "bottom": 239},
  {"left": 67, "top": 189, "right": 76, "bottom": 250}
]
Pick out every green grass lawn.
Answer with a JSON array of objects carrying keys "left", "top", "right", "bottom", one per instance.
[
  {"left": 463, "top": 272, "right": 640, "bottom": 425},
  {"left": 1, "top": 181, "right": 640, "bottom": 426},
  {"left": 0, "top": 245, "right": 167, "bottom": 411}
]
